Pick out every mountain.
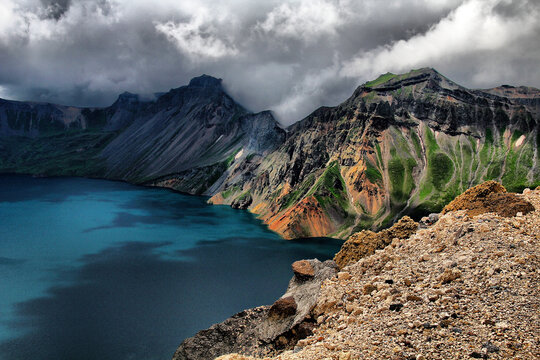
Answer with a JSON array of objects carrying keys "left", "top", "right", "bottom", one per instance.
[
  {"left": 0, "top": 75, "right": 285, "bottom": 194},
  {"left": 209, "top": 68, "right": 540, "bottom": 238},
  {"left": 1, "top": 69, "right": 538, "bottom": 238}
]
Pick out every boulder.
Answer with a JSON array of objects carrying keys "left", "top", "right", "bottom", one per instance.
[
  {"left": 268, "top": 296, "right": 297, "bottom": 318},
  {"left": 291, "top": 260, "right": 314, "bottom": 280},
  {"left": 442, "top": 181, "right": 534, "bottom": 217},
  {"left": 334, "top": 216, "right": 418, "bottom": 268}
]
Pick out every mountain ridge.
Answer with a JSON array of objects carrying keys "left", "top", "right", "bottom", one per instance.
[
  {"left": 0, "top": 74, "right": 286, "bottom": 193},
  {"left": 0, "top": 70, "right": 538, "bottom": 238},
  {"left": 209, "top": 68, "right": 540, "bottom": 238}
]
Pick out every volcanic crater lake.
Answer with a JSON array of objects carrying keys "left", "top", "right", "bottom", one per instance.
[{"left": 0, "top": 175, "right": 342, "bottom": 360}]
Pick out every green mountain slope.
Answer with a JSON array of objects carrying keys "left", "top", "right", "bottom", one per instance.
[{"left": 211, "top": 68, "right": 540, "bottom": 238}]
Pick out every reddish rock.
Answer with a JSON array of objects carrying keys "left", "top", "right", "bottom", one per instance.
[
  {"left": 268, "top": 296, "right": 297, "bottom": 318},
  {"left": 292, "top": 260, "right": 315, "bottom": 280}
]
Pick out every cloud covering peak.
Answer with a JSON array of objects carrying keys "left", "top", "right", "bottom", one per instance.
[{"left": 0, "top": 0, "right": 538, "bottom": 125}]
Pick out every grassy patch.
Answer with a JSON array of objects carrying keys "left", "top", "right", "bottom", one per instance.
[
  {"left": 428, "top": 152, "right": 454, "bottom": 190},
  {"left": 388, "top": 150, "right": 417, "bottom": 204},
  {"left": 222, "top": 185, "right": 241, "bottom": 199},
  {"left": 225, "top": 148, "right": 242, "bottom": 167},
  {"left": 375, "top": 143, "right": 383, "bottom": 165},
  {"left": 364, "top": 160, "right": 383, "bottom": 184},
  {"left": 479, "top": 128, "right": 494, "bottom": 168},
  {"left": 410, "top": 130, "right": 422, "bottom": 158},
  {"left": 280, "top": 174, "right": 316, "bottom": 210},
  {"left": 424, "top": 126, "right": 439, "bottom": 155},
  {"left": 308, "top": 162, "right": 349, "bottom": 211},
  {"left": 365, "top": 73, "right": 396, "bottom": 88},
  {"left": 0, "top": 130, "right": 116, "bottom": 176},
  {"left": 501, "top": 143, "right": 533, "bottom": 191}
]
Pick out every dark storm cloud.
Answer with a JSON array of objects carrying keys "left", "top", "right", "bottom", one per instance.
[
  {"left": 40, "top": 0, "right": 71, "bottom": 20},
  {"left": 0, "top": 0, "right": 538, "bottom": 125}
]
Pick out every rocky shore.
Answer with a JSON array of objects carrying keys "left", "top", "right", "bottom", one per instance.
[{"left": 174, "top": 182, "right": 539, "bottom": 360}]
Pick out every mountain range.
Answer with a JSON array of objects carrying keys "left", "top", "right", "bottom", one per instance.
[{"left": 1, "top": 68, "right": 538, "bottom": 238}]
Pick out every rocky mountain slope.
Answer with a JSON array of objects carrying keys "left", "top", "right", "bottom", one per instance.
[
  {"left": 0, "top": 75, "right": 285, "bottom": 193},
  {"left": 210, "top": 68, "right": 540, "bottom": 238},
  {"left": 188, "top": 182, "right": 539, "bottom": 360},
  {"left": 1, "top": 69, "right": 538, "bottom": 237}
]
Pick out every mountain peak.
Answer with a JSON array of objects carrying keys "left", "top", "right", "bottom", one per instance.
[
  {"left": 361, "top": 68, "right": 461, "bottom": 92},
  {"left": 188, "top": 75, "right": 223, "bottom": 88},
  {"left": 114, "top": 91, "right": 140, "bottom": 105}
]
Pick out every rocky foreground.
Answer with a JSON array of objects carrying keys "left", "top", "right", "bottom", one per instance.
[{"left": 179, "top": 182, "right": 539, "bottom": 360}]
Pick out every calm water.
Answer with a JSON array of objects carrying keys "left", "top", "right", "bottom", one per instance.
[{"left": 0, "top": 175, "right": 341, "bottom": 360}]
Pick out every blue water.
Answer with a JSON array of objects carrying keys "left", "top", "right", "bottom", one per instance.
[{"left": 0, "top": 175, "right": 342, "bottom": 360}]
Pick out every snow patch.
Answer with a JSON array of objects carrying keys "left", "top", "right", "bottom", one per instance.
[
  {"left": 515, "top": 134, "right": 526, "bottom": 148},
  {"left": 235, "top": 149, "right": 244, "bottom": 160}
]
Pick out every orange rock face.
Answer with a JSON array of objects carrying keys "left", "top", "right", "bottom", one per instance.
[{"left": 267, "top": 196, "right": 336, "bottom": 239}]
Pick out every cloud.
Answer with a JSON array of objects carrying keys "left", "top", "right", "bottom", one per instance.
[
  {"left": 256, "top": 0, "right": 344, "bottom": 43},
  {"left": 341, "top": 0, "right": 540, "bottom": 86},
  {"left": 154, "top": 7, "right": 238, "bottom": 60},
  {"left": 0, "top": 0, "right": 538, "bottom": 125}
]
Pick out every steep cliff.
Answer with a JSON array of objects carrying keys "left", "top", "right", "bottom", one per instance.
[
  {"left": 102, "top": 76, "right": 285, "bottom": 189},
  {"left": 0, "top": 75, "right": 285, "bottom": 193},
  {"left": 211, "top": 68, "right": 540, "bottom": 238}
]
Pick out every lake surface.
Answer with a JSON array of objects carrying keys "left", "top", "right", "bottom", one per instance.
[{"left": 0, "top": 175, "right": 342, "bottom": 360}]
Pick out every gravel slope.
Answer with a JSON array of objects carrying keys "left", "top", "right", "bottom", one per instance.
[{"left": 218, "top": 187, "right": 539, "bottom": 360}]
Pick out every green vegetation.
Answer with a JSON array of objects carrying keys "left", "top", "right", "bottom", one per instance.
[
  {"left": 410, "top": 130, "right": 422, "bottom": 158},
  {"left": 308, "top": 162, "right": 350, "bottom": 213},
  {"left": 419, "top": 182, "right": 433, "bottom": 200},
  {"left": 429, "top": 152, "right": 454, "bottom": 190},
  {"left": 460, "top": 140, "right": 473, "bottom": 190},
  {"left": 238, "top": 190, "right": 251, "bottom": 200},
  {"left": 225, "top": 148, "right": 242, "bottom": 167},
  {"left": 479, "top": 128, "right": 494, "bottom": 167},
  {"left": 222, "top": 185, "right": 241, "bottom": 199},
  {"left": 501, "top": 140, "right": 535, "bottom": 192},
  {"left": 364, "top": 160, "right": 383, "bottom": 184},
  {"left": 364, "top": 73, "right": 396, "bottom": 88},
  {"left": 279, "top": 174, "right": 316, "bottom": 210},
  {"left": 424, "top": 126, "right": 439, "bottom": 154},
  {"left": 388, "top": 155, "right": 417, "bottom": 203},
  {"left": 0, "top": 130, "right": 115, "bottom": 176},
  {"left": 375, "top": 143, "right": 383, "bottom": 165}
]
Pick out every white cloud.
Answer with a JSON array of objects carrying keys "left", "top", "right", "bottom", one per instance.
[
  {"left": 341, "top": 0, "right": 540, "bottom": 82},
  {"left": 256, "top": 0, "right": 344, "bottom": 42},
  {"left": 0, "top": 85, "right": 9, "bottom": 99},
  {"left": 155, "top": 12, "right": 239, "bottom": 60},
  {"left": 0, "top": 0, "right": 538, "bottom": 125},
  {"left": 272, "top": 55, "right": 342, "bottom": 120}
]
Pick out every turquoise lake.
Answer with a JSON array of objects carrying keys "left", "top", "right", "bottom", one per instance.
[{"left": 0, "top": 175, "right": 342, "bottom": 360}]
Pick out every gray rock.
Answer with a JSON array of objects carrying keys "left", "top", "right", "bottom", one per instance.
[
  {"left": 257, "top": 259, "right": 338, "bottom": 341},
  {"left": 172, "top": 259, "right": 338, "bottom": 360}
]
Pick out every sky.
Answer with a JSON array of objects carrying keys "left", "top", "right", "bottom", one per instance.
[{"left": 0, "top": 0, "right": 539, "bottom": 126}]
